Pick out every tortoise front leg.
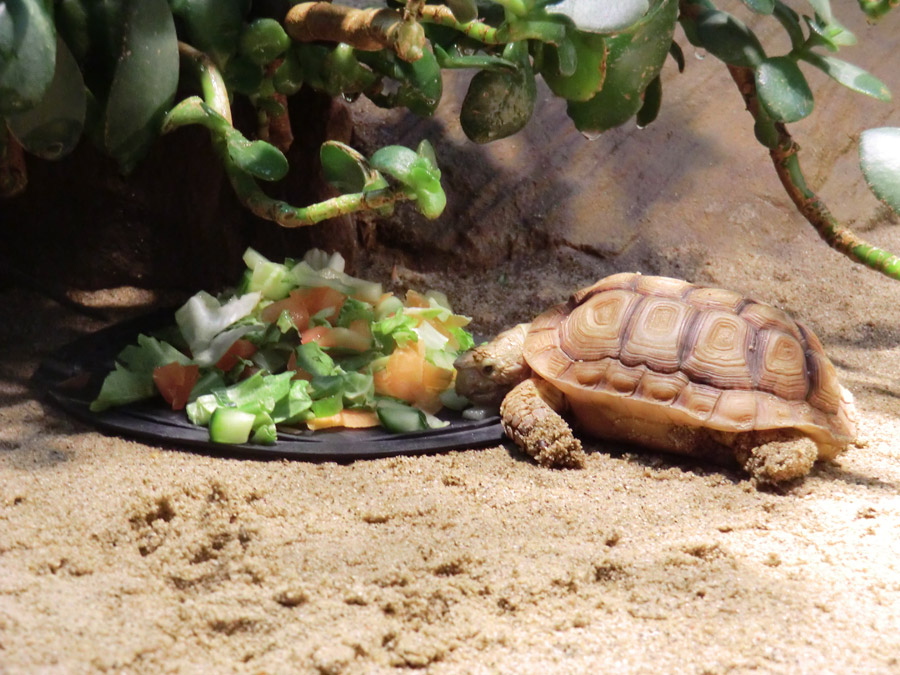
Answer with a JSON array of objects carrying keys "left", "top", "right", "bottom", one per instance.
[{"left": 500, "top": 377, "right": 585, "bottom": 469}]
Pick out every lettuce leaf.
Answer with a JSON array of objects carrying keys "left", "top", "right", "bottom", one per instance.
[
  {"left": 90, "top": 334, "right": 191, "bottom": 412},
  {"left": 175, "top": 290, "right": 261, "bottom": 366}
]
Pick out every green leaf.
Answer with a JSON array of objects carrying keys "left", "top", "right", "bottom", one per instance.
[
  {"left": 753, "top": 109, "right": 780, "bottom": 149},
  {"left": 755, "top": 56, "right": 814, "bottom": 123},
  {"left": 799, "top": 51, "right": 891, "bottom": 102},
  {"left": 669, "top": 40, "right": 685, "bottom": 73},
  {"left": 636, "top": 75, "right": 662, "bottom": 128},
  {"left": 772, "top": 1, "right": 804, "bottom": 49},
  {"left": 169, "top": 0, "right": 249, "bottom": 68},
  {"left": 370, "top": 143, "right": 445, "bottom": 219},
  {"left": 56, "top": 0, "right": 91, "bottom": 62},
  {"left": 0, "top": 0, "right": 56, "bottom": 115},
  {"left": 696, "top": 9, "right": 766, "bottom": 68},
  {"left": 369, "top": 146, "right": 419, "bottom": 183},
  {"left": 860, "top": 127, "right": 900, "bottom": 217},
  {"left": 79, "top": 1, "right": 128, "bottom": 103},
  {"left": 239, "top": 17, "right": 291, "bottom": 66},
  {"left": 539, "top": 30, "right": 607, "bottom": 102},
  {"left": 567, "top": 0, "right": 677, "bottom": 136},
  {"left": 6, "top": 38, "right": 86, "bottom": 160},
  {"left": 803, "top": 13, "right": 856, "bottom": 51},
  {"left": 224, "top": 56, "right": 265, "bottom": 96},
  {"left": 546, "top": 0, "right": 650, "bottom": 34},
  {"left": 740, "top": 0, "right": 775, "bottom": 13},
  {"left": 446, "top": 0, "right": 478, "bottom": 23},
  {"left": 356, "top": 46, "right": 441, "bottom": 116},
  {"left": 461, "top": 41, "right": 536, "bottom": 143},
  {"left": 273, "top": 50, "right": 305, "bottom": 95},
  {"left": 104, "top": 0, "right": 179, "bottom": 172},
  {"left": 806, "top": 0, "right": 833, "bottom": 22},
  {"left": 320, "top": 141, "right": 371, "bottom": 194},
  {"left": 226, "top": 135, "right": 289, "bottom": 182}
]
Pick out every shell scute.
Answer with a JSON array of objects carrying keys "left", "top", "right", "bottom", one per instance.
[
  {"left": 680, "top": 310, "right": 754, "bottom": 390},
  {"left": 620, "top": 297, "right": 693, "bottom": 373},
  {"left": 756, "top": 329, "right": 808, "bottom": 400},
  {"left": 671, "top": 382, "right": 721, "bottom": 422},
  {"left": 560, "top": 290, "right": 638, "bottom": 362}
]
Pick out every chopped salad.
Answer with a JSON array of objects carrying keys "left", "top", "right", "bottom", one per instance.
[{"left": 90, "top": 247, "right": 475, "bottom": 444}]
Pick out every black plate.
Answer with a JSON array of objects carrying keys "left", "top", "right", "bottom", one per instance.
[{"left": 32, "top": 309, "right": 504, "bottom": 461}]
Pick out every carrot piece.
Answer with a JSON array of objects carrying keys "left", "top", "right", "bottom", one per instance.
[
  {"left": 373, "top": 340, "right": 452, "bottom": 414},
  {"left": 307, "top": 409, "right": 380, "bottom": 430},
  {"left": 405, "top": 289, "right": 430, "bottom": 308}
]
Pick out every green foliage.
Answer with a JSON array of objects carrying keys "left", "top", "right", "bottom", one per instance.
[
  {"left": 461, "top": 41, "right": 536, "bottom": 143},
  {"left": 5, "top": 38, "right": 85, "bottom": 160},
  {"left": 755, "top": 56, "right": 814, "bottom": 123},
  {"left": 103, "top": 0, "right": 179, "bottom": 172},
  {"left": 567, "top": 0, "right": 678, "bottom": 136},
  {"left": 0, "top": 0, "right": 898, "bottom": 264},
  {"left": 0, "top": 0, "right": 56, "bottom": 115}
]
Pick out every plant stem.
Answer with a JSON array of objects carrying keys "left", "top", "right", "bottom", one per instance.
[
  {"left": 178, "top": 42, "right": 232, "bottom": 124},
  {"left": 175, "top": 41, "right": 413, "bottom": 228},
  {"left": 727, "top": 64, "right": 900, "bottom": 279},
  {"left": 419, "top": 5, "right": 507, "bottom": 43},
  {"left": 285, "top": 2, "right": 424, "bottom": 61}
]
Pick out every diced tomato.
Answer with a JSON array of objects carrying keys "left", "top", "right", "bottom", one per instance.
[
  {"left": 373, "top": 340, "right": 453, "bottom": 413},
  {"left": 153, "top": 362, "right": 200, "bottom": 411},
  {"left": 215, "top": 339, "right": 258, "bottom": 371},
  {"left": 260, "top": 290, "right": 310, "bottom": 330},
  {"left": 306, "top": 409, "right": 380, "bottom": 430},
  {"left": 301, "top": 325, "right": 336, "bottom": 347},
  {"left": 296, "top": 286, "right": 346, "bottom": 323},
  {"left": 301, "top": 324, "right": 370, "bottom": 352}
]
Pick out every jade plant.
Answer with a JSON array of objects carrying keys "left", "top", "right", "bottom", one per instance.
[{"left": 1, "top": 1, "right": 899, "bottom": 276}]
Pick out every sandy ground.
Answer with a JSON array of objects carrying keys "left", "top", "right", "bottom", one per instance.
[{"left": 4, "top": 8, "right": 900, "bottom": 675}]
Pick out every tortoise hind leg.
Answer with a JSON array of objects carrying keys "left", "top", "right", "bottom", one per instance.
[
  {"left": 732, "top": 432, "right": 818, "bottom": 485},
  {"left": 500, "top": 377, "right": 585, "bottom": 469}
]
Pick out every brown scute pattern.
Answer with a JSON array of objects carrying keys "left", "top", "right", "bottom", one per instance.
[
  {"left": 806, "top": 351, "right": 841, "bottom": 414},
  {"left": 755, "top": 330, "right": 808, "bottom": 400},
  {"left": 619, "top": 297, "right": 694, "bottom": 373},
  {"left": 737, "top": 302, "right": 804, "bottom": 343},
  {"left": 569, "top": 272, "right": 638, "bottom": 304},
  {"left": 525, "top": 273, "right": 853, "bottom": 441},
  {"left": 680, "top": 310, "right": 754, "bottom": 390},
  {"left": 684, "top": 286, "right": 745, "bottom": 313},
  {"left": 634, "top": 274, "right": 690, "bottom": 298},
  {"left": 560, "top": 290, "right": 640, "bottom": 363}
]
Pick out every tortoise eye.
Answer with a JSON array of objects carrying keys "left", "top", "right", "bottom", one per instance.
[{"left": 482, "top": 364, "right": 494, "bottom": 375}]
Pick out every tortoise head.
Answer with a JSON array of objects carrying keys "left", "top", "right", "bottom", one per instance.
[{"left": 454, "top": 323, "right": 531, "bottom": 407}]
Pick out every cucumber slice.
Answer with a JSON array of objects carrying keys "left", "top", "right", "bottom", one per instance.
[
  {"left": 249, "top": 260, "right": 295, "bottom": 300},
  {"left": 209, "top": 407, "right": 256, "bottom": 444},
  {"left": 375, "top": 294, "right": 404, "bottom": 320},
  {"left": 375, "top": 399, "right": 428, "bottom": 433}
]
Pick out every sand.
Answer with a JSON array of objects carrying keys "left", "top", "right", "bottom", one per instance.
[{"left": 3, "top": 9, "right": 900, "bottom": 675}]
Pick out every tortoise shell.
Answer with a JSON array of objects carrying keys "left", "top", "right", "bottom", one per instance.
[{"left": 523, "top": 273, "right": 856, "bottom": 450}]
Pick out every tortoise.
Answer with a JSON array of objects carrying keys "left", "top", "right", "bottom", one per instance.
[{"left": 454, "top": 273, "right": 857, "bottom": 483}]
